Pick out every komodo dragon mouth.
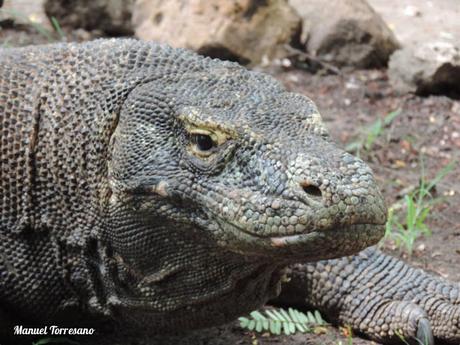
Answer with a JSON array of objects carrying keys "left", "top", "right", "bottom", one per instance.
[
  {"left": 218, "top": 219, "right": 385, "bottom": 261},
  {"left": 208, "top": 201, "right": 385, "bottom": 262}
]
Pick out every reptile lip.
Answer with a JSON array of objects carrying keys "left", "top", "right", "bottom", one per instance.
[
  {"left": 218, "top": 218, "right": 385, "bottom": 261},
  {"left": 268, "top": 223, "right": 383, "bottom": 247},
  {"left": 221, "top": 216, "right": 384, "bottom": 241}
]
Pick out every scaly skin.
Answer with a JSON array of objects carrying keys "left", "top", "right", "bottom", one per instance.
[
  {"left": 0, "top": 39, "right": 458, "bottom": 344},
  {"left": 277, "top": 248, "right": 460, "bottom": 344}
]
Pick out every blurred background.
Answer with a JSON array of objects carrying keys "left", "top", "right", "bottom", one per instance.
[{"left": 0, "top": 1, "right": 459, "bottom": 344}]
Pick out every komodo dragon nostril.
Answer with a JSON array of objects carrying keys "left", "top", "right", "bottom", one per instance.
[{"left": 300, "top": 181, "right": 322, "bottom": 200}]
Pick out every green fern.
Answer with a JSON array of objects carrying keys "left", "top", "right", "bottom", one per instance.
[{"left": 239, "top": 308, "right": 327, "bottom": 336}]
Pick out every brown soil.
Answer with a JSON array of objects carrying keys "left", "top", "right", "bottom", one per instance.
[{"left": 1, "top": 19, "right": 459, "bottom": 345}]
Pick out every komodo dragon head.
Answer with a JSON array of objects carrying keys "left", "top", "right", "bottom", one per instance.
[{"left": 89, "top": 40, "right": 387, "bottom": 330}]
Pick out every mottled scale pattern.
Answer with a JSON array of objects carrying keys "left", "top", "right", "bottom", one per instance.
[{"left": 277, "top": 248, "right": 460, "bottom": 343}]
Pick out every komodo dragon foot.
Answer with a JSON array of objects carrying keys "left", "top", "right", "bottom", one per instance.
[{"left": 276, "top": 247, "right": 459, "bottom": 345}]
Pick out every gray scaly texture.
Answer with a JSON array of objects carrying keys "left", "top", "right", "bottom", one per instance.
[{"left": 0, "top": 39, "right": 458, "bottom": 344}]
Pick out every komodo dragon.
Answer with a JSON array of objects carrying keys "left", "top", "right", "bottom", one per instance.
[{"left": 0, "top": 39, "right": 459, "bottom": 345}]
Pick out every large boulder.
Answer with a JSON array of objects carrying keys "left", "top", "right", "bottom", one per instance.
[
  {"left": 132, "top": 0, "right": 300, "bottom": 65},
  {"left": 289, "top": 0, "right": 400, "bottom": 68},
  {"left": 389, "top": 42, "right": 460, "bottom": 98},
  {"left": 42, "top": 0, "right": 398, "bottom": 69}
]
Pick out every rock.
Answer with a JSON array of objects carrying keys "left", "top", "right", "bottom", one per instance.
[
  {"left": 132, "top": 0, "right": 300, "bottom": 65},
  {"left": 1, "top": 0, "right": 50, "bottom": 28},
  {"left": 367, "top": 0, "right": 460, "bottom": 49},
  {"left": 389, "top": 42, "right": 460, "bottom": 98},
  {"left": 42, "top": 0, "right": 397, "bottom": 68},
  {"left": 44, "top": 0, "right": 135, "bottom": 35},
  {"left": 289, "top": 0, "right": 400, "bottom": 68}
]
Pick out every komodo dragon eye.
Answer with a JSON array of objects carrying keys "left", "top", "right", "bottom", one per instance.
[
  {"left": 180, "top": 111, "right": 237, "bottom": 160},
  {"left": 187, "top": 129, "right": 219, "bottom": 158},
  {"left": 192, "top": 134, "right": 214, "bottom": 152}
]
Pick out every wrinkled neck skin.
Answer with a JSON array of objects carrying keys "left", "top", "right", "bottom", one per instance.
[{"left": 93, "top": 192, "right": 285, "bottom": 332}]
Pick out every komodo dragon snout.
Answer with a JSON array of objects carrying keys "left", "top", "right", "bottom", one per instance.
[{"left": 108, "top": 66, "right": 386, "bottom": 264}]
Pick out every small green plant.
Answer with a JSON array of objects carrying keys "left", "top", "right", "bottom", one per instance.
[
  {"left": 384, "top": 159, "right": 456, "bottom": 255},
  {"left": 0, "top": 9, "right": 66, "bottom": 42},
  {"left": 337, "top": 325, "right": 354, "bottom": 345},
  {"left": 1, "top": 36, "right": 11, "bottom": 48},
  {"left": 345, "top": 325, "right": 354, "bottom": 345},
  {"left": 346, "top": 108, "right": 401, "bottom": 157},
  {"left": 239, "top": 307, "right": 327, "bottom": 336},
  {"left": 50, "top": 16, "right": 66, "bottom": 40},
  {"left": 395, "top": 329, "right": 432, "bottom": 345},
  {"left": 395, "top": 330, "right": 411, "bottom": 345}
]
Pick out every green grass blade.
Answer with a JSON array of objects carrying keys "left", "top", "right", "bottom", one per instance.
[{"left": 50, "top": 16, "right": 66, "bottom": 40}]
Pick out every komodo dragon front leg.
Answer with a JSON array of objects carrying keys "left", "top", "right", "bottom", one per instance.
[{"left": 276, "top": 247, "right": 459, "bottom": 344}]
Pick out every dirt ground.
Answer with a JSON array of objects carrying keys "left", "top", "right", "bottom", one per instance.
[
  {"left": 368, "top": 0, "right": 460, "bottom": 47},
  {"left": 1, "top": 2, "right": 459, "bottom": 345}
]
